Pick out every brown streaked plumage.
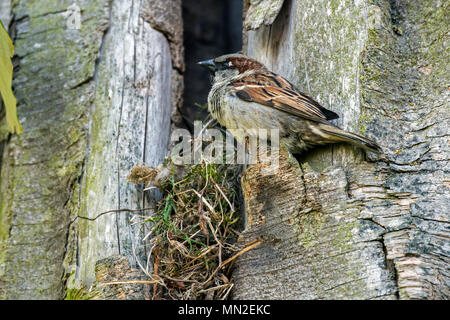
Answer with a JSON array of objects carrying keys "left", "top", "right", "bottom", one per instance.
[
  {"left": 225, "top": 56, "right": 265, "bottom": 74},
  {"left": 198, "top": 53, "right": 382, "bottom": 154},
  {"left": 232, "top": 71, "right": 339, "bottom": 123}
]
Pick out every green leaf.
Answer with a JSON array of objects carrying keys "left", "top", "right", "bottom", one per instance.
[
  {"left": 163, "top": 194, "right": 173, "bottom": 222},
  {"left": 0, "top": 20, "right": 22, "bottom": 134}
]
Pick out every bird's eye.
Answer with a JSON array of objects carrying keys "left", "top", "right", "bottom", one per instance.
[
  {"left": 216, "top": 61, "right": 233, "bottom": 70},
  {"left": 223, "top": 61, "right": 234, "bottom": 69}
]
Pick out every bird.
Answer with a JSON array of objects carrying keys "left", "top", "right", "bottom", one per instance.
[{"left": 198, "top": 53, "right": 382, "bottom": 155}]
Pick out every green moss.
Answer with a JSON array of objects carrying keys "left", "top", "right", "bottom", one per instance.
[
  {"left": 296, "top": 210, "right": 326, "bottom": 249},
  {"left": 367, "top": 27, "right": 382, "bottom": 47},
  {"left": 332, "top": 217, "right": 358, "bottom": 251},
  {"left": 65, "top": 286, "right": 100, "bottom": 300},
  {"left": 358, "top": 107, "right": 371, "bottom": 135},
  {"left": 0, "top": 118, "right": 9, "bottom": 142}
]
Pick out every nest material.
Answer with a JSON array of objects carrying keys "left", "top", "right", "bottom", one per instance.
[
  {"left": 129, "top": 160, "right": 257, "bottom": 300},
  {"left": 128, "top": 165, "right": 158, "bottom": 185}
]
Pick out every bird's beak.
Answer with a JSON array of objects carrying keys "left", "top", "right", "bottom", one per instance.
[{"left": 197, "top": 59, "right": 216, "bottom": 72}]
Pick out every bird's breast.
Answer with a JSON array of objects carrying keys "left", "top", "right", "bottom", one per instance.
[
  {"left": 211, "top": 90, "right": 293, "bottom": 143},
  {"left": 207, "top": 83, "right": 227, "bottom": 123},
  {"left": 207, "top": 85, "right": 314, "bottom": 152}
]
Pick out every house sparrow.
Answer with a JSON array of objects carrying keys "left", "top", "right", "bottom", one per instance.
[{"left": 198, "top": 53, "right": 382, "bottom": 155}]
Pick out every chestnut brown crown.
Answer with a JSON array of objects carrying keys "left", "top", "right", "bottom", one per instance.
[{"left": 198, "top": 53, "right": 266, "bottom": 74}]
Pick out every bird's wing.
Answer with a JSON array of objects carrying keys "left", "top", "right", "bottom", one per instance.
[{"left": 231, "top": 71, "right": 339, "bottom": 123}]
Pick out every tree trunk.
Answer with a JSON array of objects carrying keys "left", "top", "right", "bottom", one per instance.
[
  {"left": 0, "top": 0, "right": 183, "bottom": 299},
  {"left": 232, "top": 0, "right": 449, "bottom": 299},
  {"left": 0, "top": 0, "right": 447, "bottom": 301}
]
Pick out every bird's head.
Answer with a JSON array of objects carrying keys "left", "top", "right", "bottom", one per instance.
[{"left": 198, "top": 53, "right": 266, "bottom": 82}]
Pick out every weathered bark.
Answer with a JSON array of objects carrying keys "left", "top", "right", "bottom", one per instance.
[
  {"left": 233, "top": 0, "right": 449, "bottom": 299},
  {"left": 0, "top": 0, "right": 182, "bottom": 299}
]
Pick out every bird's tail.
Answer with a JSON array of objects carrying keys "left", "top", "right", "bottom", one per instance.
[{"left": 319, "top": 123, "right": 383, "bottom": 154}]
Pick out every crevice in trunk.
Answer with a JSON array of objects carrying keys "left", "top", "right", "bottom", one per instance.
[{"left": 181, "top": 0, "right": 243, "bottom": 130}]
